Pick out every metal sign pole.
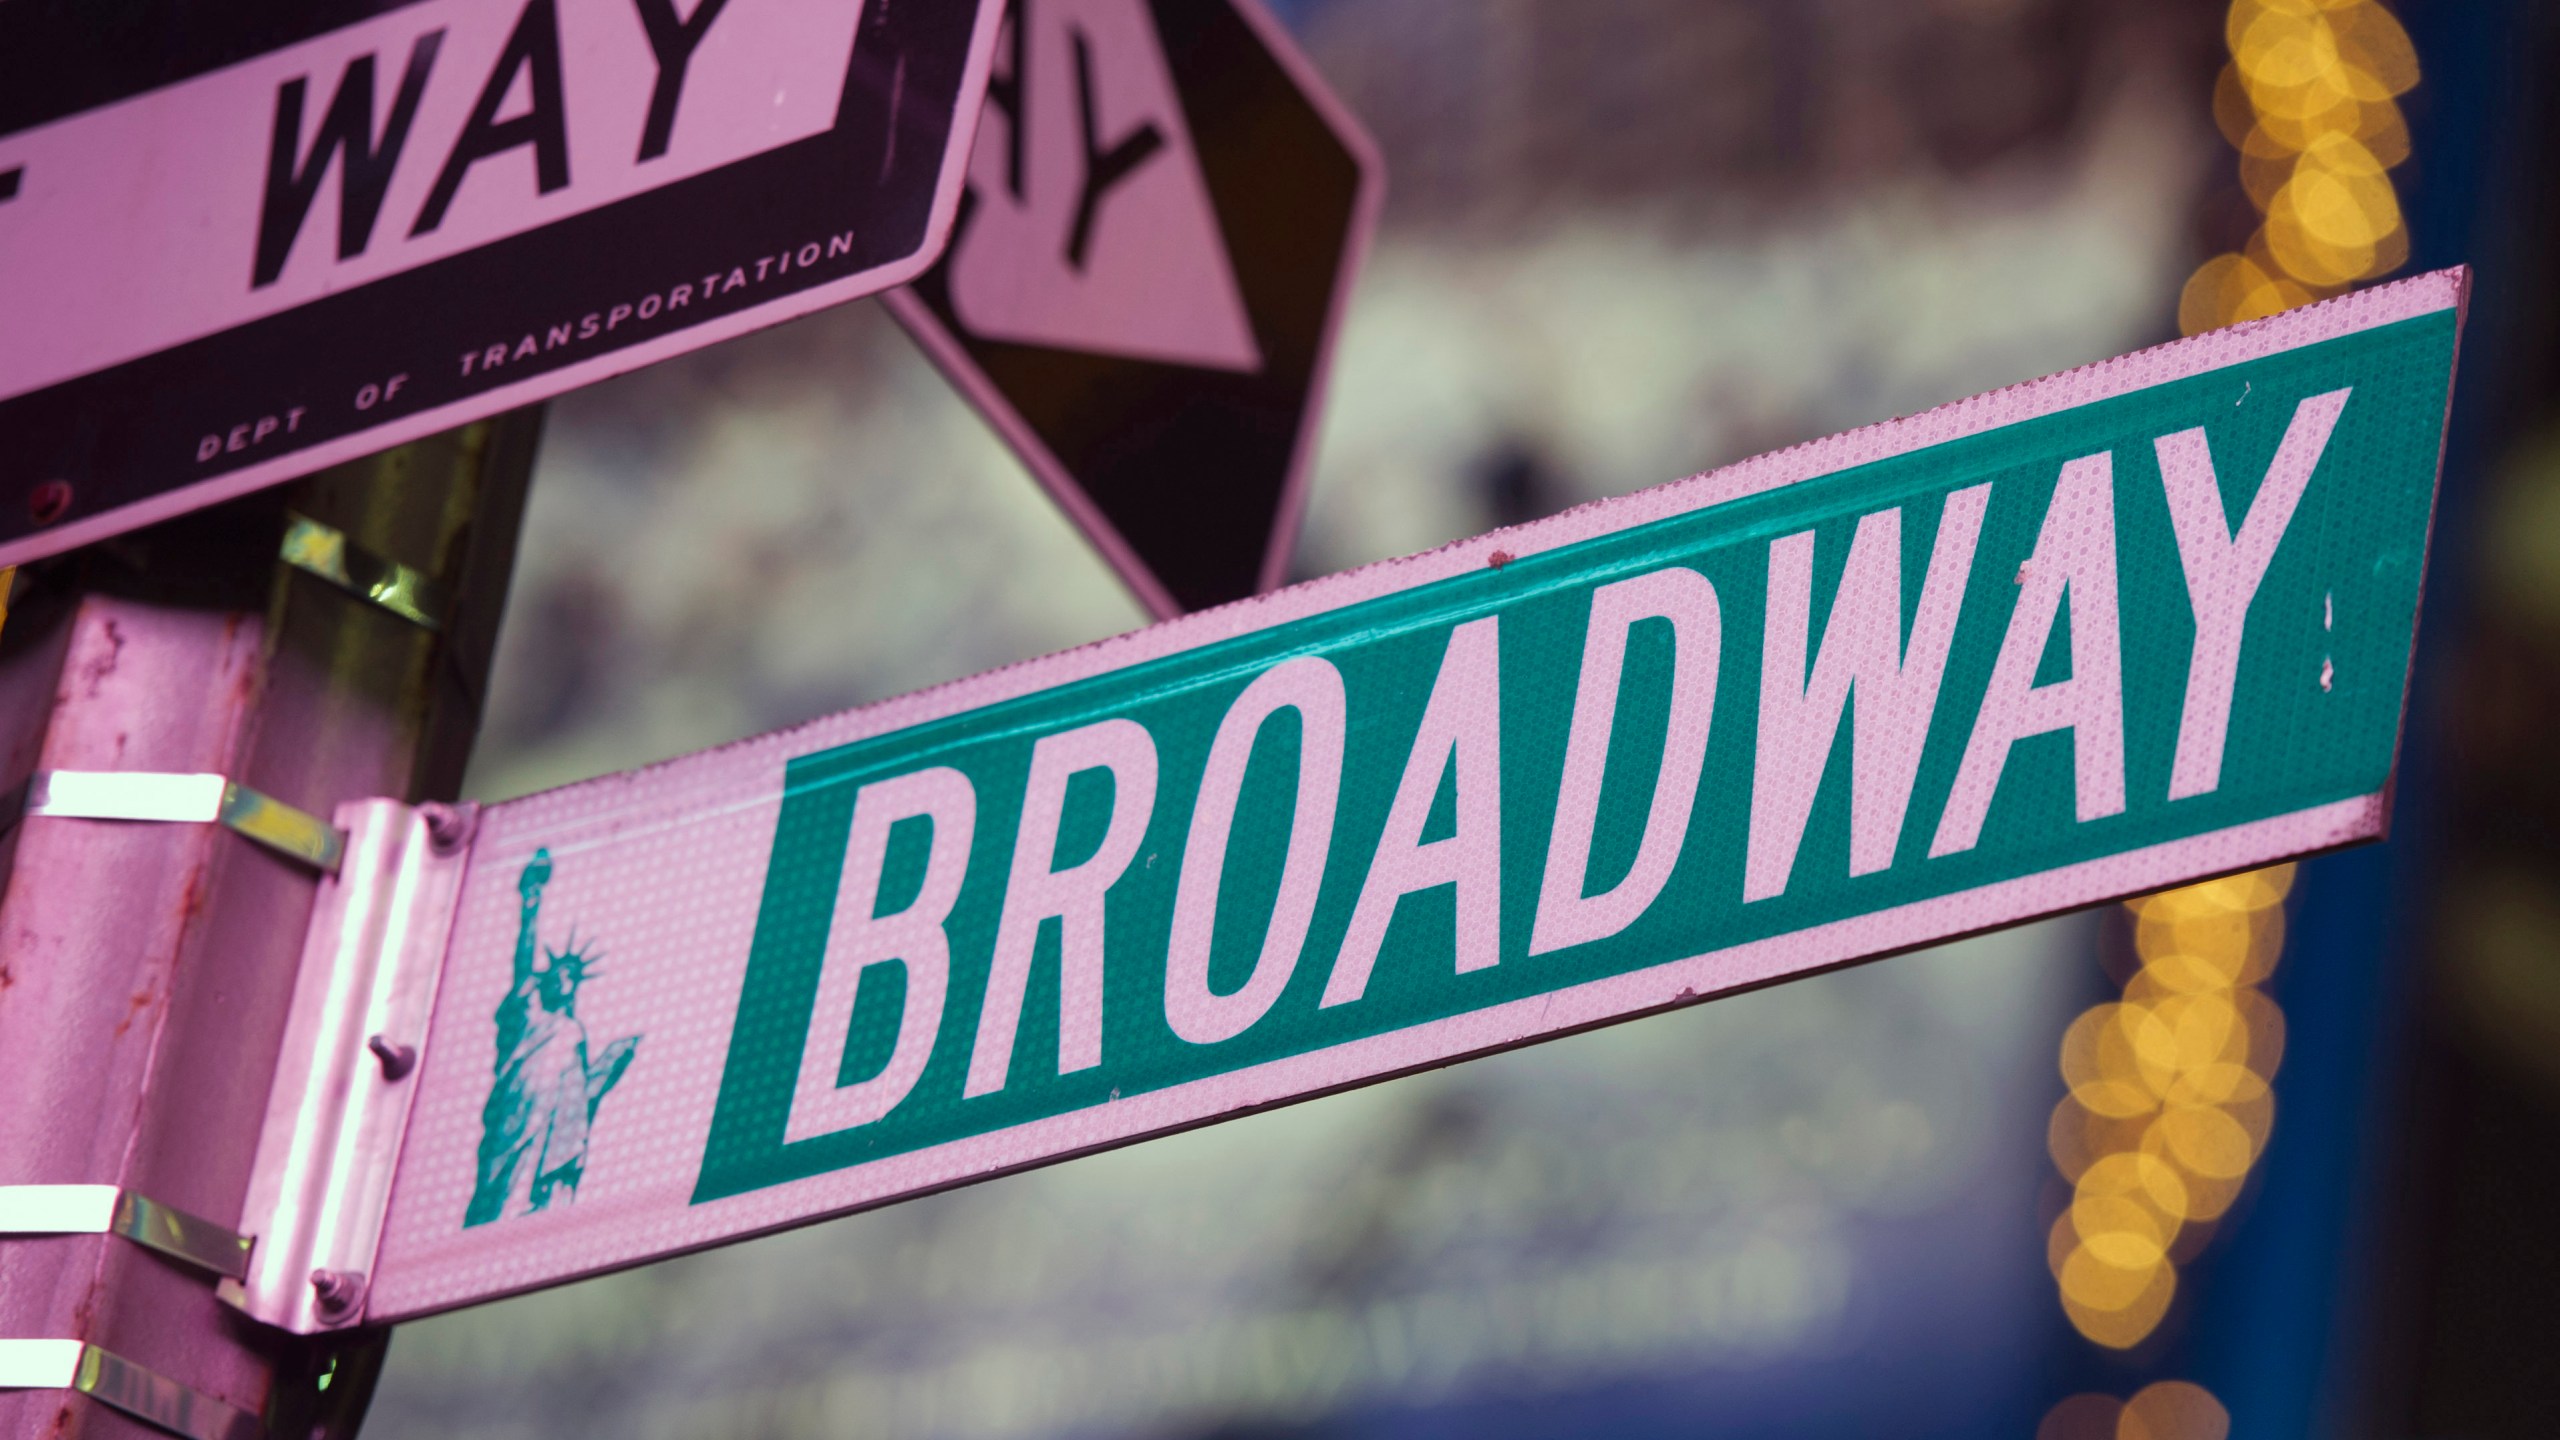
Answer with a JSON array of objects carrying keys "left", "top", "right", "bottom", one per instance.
[{"left": 0, "top": 412, "right": 541, "bottom": 1440}]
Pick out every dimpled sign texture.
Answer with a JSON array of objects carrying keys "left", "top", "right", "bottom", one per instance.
[{"left": 368, "top": 270, "right": 2463, "bottom": 1320}]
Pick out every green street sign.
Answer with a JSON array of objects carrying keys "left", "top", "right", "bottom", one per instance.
[{"left": 263, "top": 272, "right": 2464, "bottom": 1328}]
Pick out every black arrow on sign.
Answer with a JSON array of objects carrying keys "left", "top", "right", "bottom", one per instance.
[{"left": 1065, "top": 27, "right": 1162, "bottom": 271}]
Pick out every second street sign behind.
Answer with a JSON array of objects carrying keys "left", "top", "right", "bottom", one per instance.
[
  {"left": 290, "top": 274, "right": 2457, "bottom": 1325},
  {"left": 888, "top": 0, "right": 1382, "bottom": 616},
  {"left": 0, "top": 0, "right": 1002, "bottom": 569}
]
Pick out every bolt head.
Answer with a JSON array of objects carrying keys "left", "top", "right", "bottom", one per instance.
[
  {"left": 27, "top": 479, "right": 72, "bottom": 526},
  {"left": 367, "top": 1033, "right": 418, "bottom": 1081},
  {"left": 309, "top": 1268, "right": 367, "bottom": 1323},
  {"left": 419, "top": 802, "right": 473, "bottom": 854}
]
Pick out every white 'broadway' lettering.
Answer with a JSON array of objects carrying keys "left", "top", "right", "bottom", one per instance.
[
  {"left": 1164, "top": 657, "right": 1348, "bottom": 1046},
  {"left": 967, "top": 719, "right": 1160, "bottom": 1096},
  {"left": 1530, "top": 568, "right": 1722, "bottom": 956},
  {"left": 2157, "top": 389, "right": 2351, "bottom": 800},
  {"left": 1931, "top": 454, "right": 2127, "bottom": 856},
  {"left": 785, "top": 767, "right": 976, "bottom": 1141},
  {"left": 799, "top": 408, "right": 2354, "bottom": 1109},
  {"left": 1744, "top": 485, "right": 1991, "bottom": 901},
  {"left": 1323, "top": 618, "right": 1504, "bottom": 1005}
]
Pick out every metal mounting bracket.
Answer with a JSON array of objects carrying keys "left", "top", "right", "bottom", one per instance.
[
  {"left": 278, "top": 513, "right": 448, "bottom": 631},
  {"left": 10, "top": 770, "right": 346, "bottom": 871},
  {"left": 219, "top": 800, "right": 472, "bottom": 1333},
  {"left": 0, "top": 1185, "right": 253, "bottom": 1280},
  {"left": 0, "top": 1339, "right": 262, "bottom": 1440}
]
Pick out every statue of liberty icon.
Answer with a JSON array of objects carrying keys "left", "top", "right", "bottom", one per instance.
[{"left": 465, "top": 848, "right": 641, "bottom": 1227}]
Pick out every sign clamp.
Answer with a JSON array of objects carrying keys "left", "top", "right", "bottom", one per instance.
[
  {"left": 278, "top": 513, "right": 448, "bottom": 631},
  {"left": 9, "top": 771, "right": 347, "bottom": 871},
  {"left": 0, "top": 1339, "right": 262, "bottom": 1440},
  {"left": 0, "top": 1185, "right": 253, "bottom": 1281},
  {"left": 220, "top": 801, "right": 472, "bottom": 1332}
]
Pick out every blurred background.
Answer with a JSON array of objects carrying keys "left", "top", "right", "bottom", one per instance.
[{"left": 361, "top": 1, "right": 2560, "bottom": 1436}]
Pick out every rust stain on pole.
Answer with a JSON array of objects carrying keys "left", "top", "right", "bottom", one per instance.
[{"left": 0, "top": 409, "right": 541, "bottom": 1440}]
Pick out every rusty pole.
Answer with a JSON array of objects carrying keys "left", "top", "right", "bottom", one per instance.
[{"left": 0, "top": 412, "right": 542, "bottom": 1440}]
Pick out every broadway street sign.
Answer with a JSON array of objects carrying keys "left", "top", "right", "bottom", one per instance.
[
  {"left": 887, "top": 0, "right": 1381, "bottom": 615},
  {"left": 0, "top": 0, "right": 1003, "bottom": 568},
  {"left": 237, "top": 273, "right": 2461, "bottom": 1328}
]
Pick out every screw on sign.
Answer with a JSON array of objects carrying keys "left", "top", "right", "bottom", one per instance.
[
  {"left": 199, "top": 274, "right": 2462, "bottom": 1331},
  {"left": 889, "top": 0, "right": 1385, "bottom": 617},
  {"left": 0, "top": 0, "right": 1007, "bottom": 568}
]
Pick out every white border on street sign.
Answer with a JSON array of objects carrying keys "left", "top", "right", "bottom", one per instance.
[{"left": 350, "top": 270, "right": 2462, "bottom": 1324}]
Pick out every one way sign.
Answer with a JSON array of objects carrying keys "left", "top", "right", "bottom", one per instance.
[
  {"left": 0, "top": 0, "right": 1003, "bottom": 568},
  {"left": 889, "top": 0, "right": 1382, "bottom": 617}
]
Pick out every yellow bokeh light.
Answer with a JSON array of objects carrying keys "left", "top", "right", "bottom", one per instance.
[
  {"left": 2243, "top": 61, "right": 2363, "bottom": 133},
  {"left": 2053, "top": 856, "right": 2298, "bottom": 1342},
  {"left": 2202, "top": 865, "right": 2295, "bottom": 909},
  {"left": 2040, "top": 1382, "right": 2231, "bottom": 1440},
  {"left": 2135, "top": 904, "right": 2279, "bottom": 988},
  {"left": 2130, "top": 944, "right": 2265, "bottom": 997},
  {"left": 2186, "top": 1, "right": 2414, "bottom": 328},
  {"left": 2212, "top": 64, "right": 2259, "bottom": 148},
  {"left": 2234, "top": 7, "right": 2344, "bottom": 92},
  {"left": 2050, "top": 1210, "right": 2082, "bottom": 1279},
  {"left": 2178, "top": 254, "right": 2263, "bottom": 337},
  {"left": 2149, "top": 1105, "right": 2260, "bottom": 1179},
  {"left": 2253, "top": 86, "right": 2406, "bottom": 156},
  {"left": 2063, "top": 1257, "right": 2177, "bottom": 1349},
  {"left": 2119, "top": 1380, "right": 2233, "bottom": 1440},
  {"left": 2164, "top": 991, "right": 2250, "bottom": 1069},
  {"left": 2162, "top": 1060, "right": 2271, "bottom": 1109},
  {"left": 2222, "top": 1081, "right": 2278, "bottom": 1150},
  {"left": 2131, "top": 867, "right": 2293, "bottom": 919},
  {"left": 2039, "top": 1393, "right": 2126, "bottom": 1440},
  {"left": 2300, "top": 128, "right": 2392, "bottom": 183},
  {"left": 2230, "top": 273, "right": 2316, "bottom": 323},
  {"left": 2238, "top": 127, "right": 2303, "bottom": 212},
  {"left": 2074, "top": 1187, "right": 2173, "bottom": 1267},
  {"left": 2119, "top": 1373, "right": 2222, "bottom": 1434},
  {"left": 2050, "top": 1094, "right": 2153, "bottom": 1183},
  {"left": 2083, "top": 1229, "right": 2170, "bottom": 1273},
  {"left": 2061, "top": 1242, "right": 2168, "bottom": 1314},
  {"left": 2076, "top": 1077, "right": 2162, "bottom": 1120},
  {"left": 2172, "top": 1165, "right": 2251, "bottom": 1223},
  {"left": 2055, "top": 858, "right": 2294, "bottom": 1338},
  {"left": 2082, "top": 1150, "right": 2193, "bottom": 1220},
  {"left": 2276, "top": 153, "right": 2401, "bottom": 273},
  {"left": 2109, "top": 1004, "right": 2184, "bottom": 1092},
  {"left": 2104, "top": 993, "right": 2272, "bottom": 1104},
  {"left": 2137, "top": 906, "right": 2261, "bottom": 965},
  {"left": 2061, "top": 1005, "right": 2151, "bottom": 1092},
  {"left": 2233, "top": 986, "right": 2288, "bottom": 1077},
  {"left": 2329, "top": 2, "right": 2421, "bottom": 96},
  {"left": 2355, "top": 98, "right": 2412, "bottom": 166}
]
